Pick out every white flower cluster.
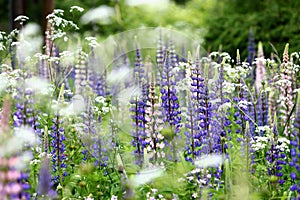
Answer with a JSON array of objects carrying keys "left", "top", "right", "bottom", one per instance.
[
  {"left": 85, "top": 37, "right": 99, "bottom": 48},
  {"left": 46, "top": 9, "right": 79, "bottom": 41},
  {"left": 14, "top": 15, "right": 29, "bottom": 23},
  {"left": 251, "top": 126, "right": 290, "bottom": 153},
  {"left": 70, "top": 6, "right": 84, "bottom": 13},
  {"left": 276, "top": 137, "right": 290, "bottom": 152},
  {"left": 251, "top": 136, "right": 269, "bottom": 151},
  {"left": 238, "top": 99, "right": 252, "bottom": 110},
  {"left": 146, "top": 188, "right": 166, "bottom": 200},
  {"left": 185, "top": 167, "right": 222, "bottom": 189},
  {"left": 222, "top": 81, "right": 235, "bottom": 93},
  {"left": 253, "top": 57, "right": 266, "bottom": 65},
  {"left": 95, "top": 96, "right": 110, "bottom": 114},
  {"left": 223, "top": 62, "right": 250, "bottom": 81}
]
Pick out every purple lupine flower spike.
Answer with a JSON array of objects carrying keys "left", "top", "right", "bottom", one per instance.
[
  {"left": 50, "top": 114, "right": 67, "bottom": 184},
  {"left": 290, "top": 90, "right": 300, "bottom": 196}
]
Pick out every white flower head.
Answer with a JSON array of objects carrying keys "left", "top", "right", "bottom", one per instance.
[
  {"left": 14, "top": 15, "right": 29, "bottom": 23},
  {"left": 70, "top": 6, "right": 84, "bottom": 13},
  {"left": 111, "top": 195, "right": 118, "bottom": 200},
  {"left": 85, "top": 36, "right": 99, "bottom": 48}
]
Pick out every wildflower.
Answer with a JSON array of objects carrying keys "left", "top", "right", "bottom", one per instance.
[
  {"left": 273, "top": 44, "right": 296, "bottom": 136},
  {"left": 247, "top": 29, "right": 256, "bottom": 65},
  {"left": 70, "top": 6, "right": 84, "bottom": 13},
  {"left": 111, "top": 195, "right": 118, "bottom": 200},
  {"left": 145, "top": 77, "right": 165, "bottom": 164},
  {"left": 160, "top": 40, "right": 182, "bottom": 161},
  {"left": 50, "top": 114, "right": 67, "bottom": 183}
]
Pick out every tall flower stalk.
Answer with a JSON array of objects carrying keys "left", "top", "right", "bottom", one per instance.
[
  {"left": 50, "top": 113, "right": 67, "bottom": 185},
  {"left": 290, "top": 90, "right": 300, "bottom": 197},
  {"left": 145, "top": 76, "right": 165, "bottom": 165},
  {"left": 160, "top": 41, "right": 182, "bottom": 161},
  {"left": 273, "top": 44, "right": 295, "bottom": 137}
]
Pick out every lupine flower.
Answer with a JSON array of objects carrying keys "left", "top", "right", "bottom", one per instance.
[
  {"left": 13, "top": 75, "right": 35, "bottom": 128},
  {"left": 74, "top": 49, "right": 88, "bottom": 95},
  {"left": 160, "top": 40, "right": 182, "bottom": 161},
  {"left": 88, "top": 47, "right": 108, "bottom": 96},
  {"left": 255, "top": 42, "right": 266, "bottom": 91},
  {"left": 50, "top": 114, "right": 67, "bottom": 184},
  {"left": 266, "top": 121, "right": 288, "bottom": 186},
  {"left": 232, "top": 50, "right": 250, "bottom": 137},
  {"left": 213, "top": 56, "right": 231, "bottom": 152},
  {"left": 290, "top": 90, "right": 300, "bottom": 195},
  {"left": 247, "top": 29, "right": 256, "bottom": 66},
  {"left": 134, "top": 47, "right": 144, "bottom": 86},
  {"left": 273, "top": 44, "right": 295, "bottom": 136},
  {"left": 130, "top": 83, "right": 148, "bottom": 166},
  {"left": 156, "top": 31, "right": 164, "bottom": 88},
  {"left": 144, "top": 77, "right": 165, "bottom": 165}
]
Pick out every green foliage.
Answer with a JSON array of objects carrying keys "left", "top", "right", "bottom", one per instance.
[{"left": 204, "top": 0, "right": 300, "bottom": 58}]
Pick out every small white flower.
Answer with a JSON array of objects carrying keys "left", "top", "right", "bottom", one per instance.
[
  {"left": 111, "top": 195, "right": 118, "bottom": 200},
  {"left": 192, "top": 192, "right": 198, "bottom": 198},
  {"left": 14, "top": 15, "right": 29, "bottom": 22},
  {"left": 85, "top": 36, "right": 99, "bottom": 48},
  {"left": 30, "top": 159, "right": 40, "bottom": 165},
  {"left": 102, "top": 107, "right": 110, "bottom": 114},
  {"left": 95, "top": 96, "right": 106, "bottom": 104},
  {"left": 151, "top": 189, "right": 158, "bottom": 194},
  {"left": 70, "top": 6, "right": 84, "bottom": 13}
]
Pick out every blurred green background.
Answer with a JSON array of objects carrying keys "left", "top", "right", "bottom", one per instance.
[{"left": 1, "top": 0, "right": 299, "bottom": 59}]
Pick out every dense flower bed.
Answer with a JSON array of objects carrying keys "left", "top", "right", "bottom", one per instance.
[{"left": 0, "top": 9, "right": 299, "bottom": 200}]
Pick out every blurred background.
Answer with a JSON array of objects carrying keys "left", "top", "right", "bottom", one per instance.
[{"left": 1, "top": 0, "right": 299, "bottom": 59}]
